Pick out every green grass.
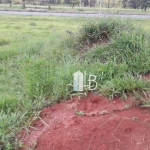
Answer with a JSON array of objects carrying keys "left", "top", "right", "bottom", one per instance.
[{"left": 0, "top": 15, "right": 150, "bottom": 149}]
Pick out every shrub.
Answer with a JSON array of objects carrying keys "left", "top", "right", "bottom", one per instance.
[
  {"left": 78, "top": 19, "right": 150, "bottom": 76},
  {"left": 78, "top": 18, "right": 134, "bottom": 45},
  {"left": 70, "top": 18, "right": 150, "bottom": 98}
]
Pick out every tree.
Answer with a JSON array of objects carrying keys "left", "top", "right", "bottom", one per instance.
[
  {"left": 64, "top": 0, "right": 80, "bottom": 8},
  {"left": 108, "top": 0, "right": 110, "bottom": 7},
  {"left": 7, "top": 0, "right": 12, "bottom": 7},
  {"left": 82, "top": 0, "right": 89, "bottom": 6},
  {"left": 127, "top": 0, "right": 150, "bottom": 10},
  {"left": 57, "top": 0, "right": 61, "bottom": 3},
  {"left": 128, "top": 0, "right": 140, "bottom": 9},
  {"left": 81, "top": 0, "right": 96, "bottom": 7},
  {"left": 139, "top": 0, "right": 150, "bottom": 10},
  {"left": 127, "top": 0, "right": 150, "bottom": 11},
  {"left": 48, "top": 0, "right": 51, "bottom": 9},
  {"left": 122, "top": 0, "right": 128, "bottom": 8},
  {"left": 90, "top": 0, "right": 96, "bottom": 7},
  {"left": 22, "top": 0, "right": 26, "bottom": 8}
]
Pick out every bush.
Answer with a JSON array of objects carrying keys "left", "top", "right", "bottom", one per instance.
[
  {"left": 77, "top": 18, "right": 150, "bottom": 76},
  {"left": 78, "top": 18, "right": 134, "bottom": 45},
  {"left": 68, "top": 18, "right": 150, "bottom": 98}
]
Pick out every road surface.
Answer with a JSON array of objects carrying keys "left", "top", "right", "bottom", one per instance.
[{"left": 0, "top": 10, "right": 150, "bottom": 18}]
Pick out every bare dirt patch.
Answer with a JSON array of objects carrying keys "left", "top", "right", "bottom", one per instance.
[
  {"left": 19, "top": 93, "right": 150, "bottom": 150},
  {"left": 142, "top": 72, "right": 150, "bottom": 81}
]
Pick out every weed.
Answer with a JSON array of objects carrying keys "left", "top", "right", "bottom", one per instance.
[
  {"left": 30, "top": 22, "right": 36, "bottom": 26},
  {"left": 0, "top": 39, "right": 10, "bottom": 46},
  {"left": 100, "top": 75, "right": 150, "bottom": 99},
  {"left": 0, "top": 95, "right": 18, "bottom": 113},
  {"left": 77, "top": 18, "right": 134, "bottom": 46}
]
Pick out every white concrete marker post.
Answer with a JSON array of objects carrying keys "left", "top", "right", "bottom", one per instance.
[
  {"left": 73, "top": 71, "right": 84, "bottom": 91},
  {"left": 73, "top": 71, "right": 97, "bottom": 92}
]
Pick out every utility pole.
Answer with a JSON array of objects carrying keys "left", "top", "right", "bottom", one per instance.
[
  {"left": 98, "top": 0, "right": 102, "bottom": 17},
  {"left": 80, "top": 0, "right": 81, "bottom": 9}
]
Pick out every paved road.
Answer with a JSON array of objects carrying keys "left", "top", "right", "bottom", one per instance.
[{"left": 0, "top": 10, "right": 150, "bottom": 18}]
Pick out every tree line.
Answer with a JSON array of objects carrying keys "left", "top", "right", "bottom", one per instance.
[
  {"left": 123, "top": 0, "right": 150, "bottom": 10},
  {"left": 0, "top": 0, "right": 149, "bottom": 10}
]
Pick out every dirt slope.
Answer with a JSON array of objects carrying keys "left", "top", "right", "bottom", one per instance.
[{"left": 19, "top": 93, "right": 150, "bottom": 150}]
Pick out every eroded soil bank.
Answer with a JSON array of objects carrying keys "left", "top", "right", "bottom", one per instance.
[{"left": 19, "top": 93, "right": 150, "bottom": 150}]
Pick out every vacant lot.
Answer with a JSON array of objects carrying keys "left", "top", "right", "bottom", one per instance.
[{"left": 0, "top": 15, "right": 150, "bottom": 149}]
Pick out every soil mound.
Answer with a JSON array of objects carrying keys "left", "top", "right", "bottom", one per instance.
[{"left": 19, "top": 94, "right": 150, "bottom": 150}]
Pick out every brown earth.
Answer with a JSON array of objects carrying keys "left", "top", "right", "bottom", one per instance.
[{"left": 18, "top": 92, "right": 150, "bottom": 150}]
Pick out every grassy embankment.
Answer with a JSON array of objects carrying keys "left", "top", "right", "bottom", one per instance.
[{"left": 0, "top": 15, "right": 150, "bottom": 149}]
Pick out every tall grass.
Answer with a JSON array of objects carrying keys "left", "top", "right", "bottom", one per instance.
[
  {"left": 0, "top": 15, "right": 150, "bottom": 149},
  {"left": 70, "top": 18, "right": 150, "bottom": 97}
]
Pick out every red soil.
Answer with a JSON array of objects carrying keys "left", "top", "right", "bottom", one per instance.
[
  {"left": 143, "top": 73, "right": 150, "bottom": 80},
  {"left": 19, "top": 93, "right": 150, "bottom": 150}
]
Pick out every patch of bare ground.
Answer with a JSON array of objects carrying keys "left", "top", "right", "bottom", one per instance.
[
  {"left": 142, "top": 72, "right": 150, "bottom": 81},
  {"left": 18, "top": 90, "right": 150, "bottom": 150}
]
